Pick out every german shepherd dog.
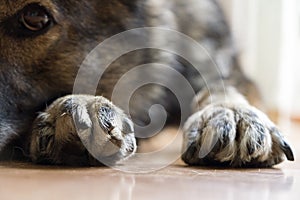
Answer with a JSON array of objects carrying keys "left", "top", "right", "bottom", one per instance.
[{"left": 0, "top": 0, "right": 294, "bottom": 167}]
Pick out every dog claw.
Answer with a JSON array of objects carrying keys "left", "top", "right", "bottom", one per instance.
[{"left": 281, "top": 141, "right": 294, "bottom": 161}]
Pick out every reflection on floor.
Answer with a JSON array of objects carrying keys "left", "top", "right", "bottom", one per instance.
[{"left": 0, "top": 122, "right": 299, "bottom": 200}]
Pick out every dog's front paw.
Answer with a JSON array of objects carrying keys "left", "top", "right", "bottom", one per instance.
[
  {"left": 29, "top": 95, "right": 136, "bottom": 166},
  {"left": 182, "top": 104, "right": 294, "bottom": 167}
]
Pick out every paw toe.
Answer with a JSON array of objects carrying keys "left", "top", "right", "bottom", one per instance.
[{"left": 182, "top": 104, "right": 294, "bottom": 167}]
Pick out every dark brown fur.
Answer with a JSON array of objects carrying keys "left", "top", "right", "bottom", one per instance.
[{"left": 0, "top": 0, "right": 294, "bottom": 166}]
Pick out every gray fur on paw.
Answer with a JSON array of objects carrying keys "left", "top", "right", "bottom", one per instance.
[
  {"left": 182, "top": 104, "right": 294, "bottom": 167},
  {"left": 30, "top": 95, "right": 136, "bottom": 166}
]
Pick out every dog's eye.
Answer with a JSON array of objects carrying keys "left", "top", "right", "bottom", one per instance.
[{"left": 19, "top": 4, "right": 52, "bottom": 32}]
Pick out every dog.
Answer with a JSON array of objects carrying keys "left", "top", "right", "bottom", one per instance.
[{"left": 0, "top": 0, "right": 294, "bottom": 167}]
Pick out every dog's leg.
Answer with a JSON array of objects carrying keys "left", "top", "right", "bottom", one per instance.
[
  {"left": 29, "top": 95, "right": 136, "bottom": 165},
  {"left": 181, "top": 83, "right": 294, "bottom": 167}
]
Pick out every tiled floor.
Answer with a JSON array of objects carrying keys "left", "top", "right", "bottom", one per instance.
[{"left": 0, "top": 123, "right": 299, "bottom": 200}]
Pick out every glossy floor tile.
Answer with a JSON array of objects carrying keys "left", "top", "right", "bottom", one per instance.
[{"left": 0, "top": 123, "right": 299, "bottom": 200}]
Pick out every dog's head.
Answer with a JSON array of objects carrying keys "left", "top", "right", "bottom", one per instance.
[{"left": 0, "top": 0, "right": 136, "bottom": 149}]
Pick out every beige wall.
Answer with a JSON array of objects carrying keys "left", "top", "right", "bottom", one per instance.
[{"left": 219, "top": 0, "right": 300, "bottom": 118}]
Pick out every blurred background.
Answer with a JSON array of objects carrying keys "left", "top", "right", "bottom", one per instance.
[{"left": 219, "top": 0, "right": 300, "bottom": 127}]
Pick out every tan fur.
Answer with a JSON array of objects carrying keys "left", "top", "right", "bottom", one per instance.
[{"left": 0, "top": 0, "right": 294, "bottom": 167}]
